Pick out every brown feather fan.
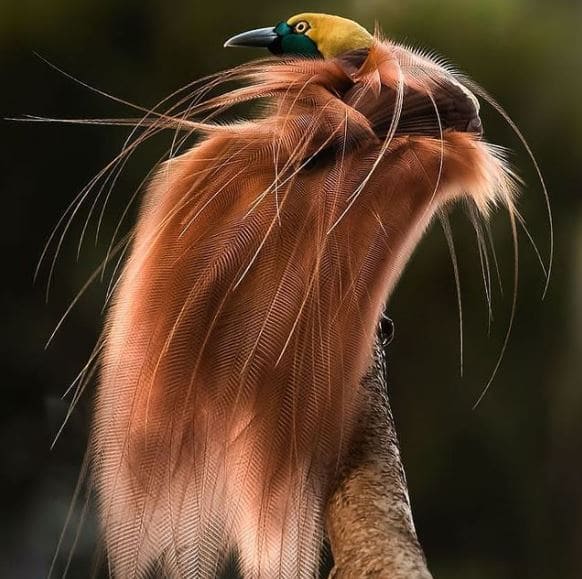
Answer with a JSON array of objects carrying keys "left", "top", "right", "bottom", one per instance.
[{"left": 88, "top": 38, "right": 516, "bottom": 577}]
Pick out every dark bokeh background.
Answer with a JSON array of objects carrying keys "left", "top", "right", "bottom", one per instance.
[{"left": 1, "top": 0, "right": 581, "bottom": 577}]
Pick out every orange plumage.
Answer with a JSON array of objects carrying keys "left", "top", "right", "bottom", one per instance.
[{"left": 91, "top": 38, "right": 514, "bottom": 577}]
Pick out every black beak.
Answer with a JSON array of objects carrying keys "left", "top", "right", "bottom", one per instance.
[{"left": 224, "top": 27, "right": 278, "bottom": 49}]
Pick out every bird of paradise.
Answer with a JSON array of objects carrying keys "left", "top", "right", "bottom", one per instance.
[{"left": 38, "top": 12, "right": 551, "bottom": 579}]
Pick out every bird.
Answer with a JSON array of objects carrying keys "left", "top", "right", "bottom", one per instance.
[{"left": 85, "top": 11, "right": 520, "bottom": 578}]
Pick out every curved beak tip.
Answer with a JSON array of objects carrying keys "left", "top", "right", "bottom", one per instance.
[{"left": 223, "top": 27, "right": 278, "bottom": 49}]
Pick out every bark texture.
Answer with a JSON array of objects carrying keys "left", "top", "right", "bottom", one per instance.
[{"left": 326, "top": 327, "right": 432, "bottom": 578}]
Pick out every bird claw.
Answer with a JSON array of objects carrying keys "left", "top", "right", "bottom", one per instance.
[{"left": 380, "top": 313, "right": 395, "bottom": 346}]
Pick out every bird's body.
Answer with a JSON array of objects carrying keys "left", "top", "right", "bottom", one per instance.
[{"left": 90, "top": 14, "right": 515, "bottom": 578}]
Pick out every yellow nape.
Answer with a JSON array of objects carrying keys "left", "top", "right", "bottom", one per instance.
[{"left": 287, "top": 13, "right": 373, "bottom": 59}]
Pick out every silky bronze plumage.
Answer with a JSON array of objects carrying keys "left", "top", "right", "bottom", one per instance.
[{"left": 85, "top": 13, "right": 520, "bottom": 578}]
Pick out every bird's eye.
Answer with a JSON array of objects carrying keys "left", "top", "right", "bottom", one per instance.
[{"left": 294, "top": 21, "right": 310, "bottom": 34}]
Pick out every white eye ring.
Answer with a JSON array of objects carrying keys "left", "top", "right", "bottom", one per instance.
[{"left": 294, "top": 21, "right": 309, "bottom": 34}]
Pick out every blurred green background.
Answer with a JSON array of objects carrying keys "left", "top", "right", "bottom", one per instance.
[{"left": 1, "top": 0, "right": 581, "bottom": 577}]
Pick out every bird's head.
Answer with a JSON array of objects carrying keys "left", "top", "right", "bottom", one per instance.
[{"left": 224, "top": 13, "right": 373, "bottom": 59}]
